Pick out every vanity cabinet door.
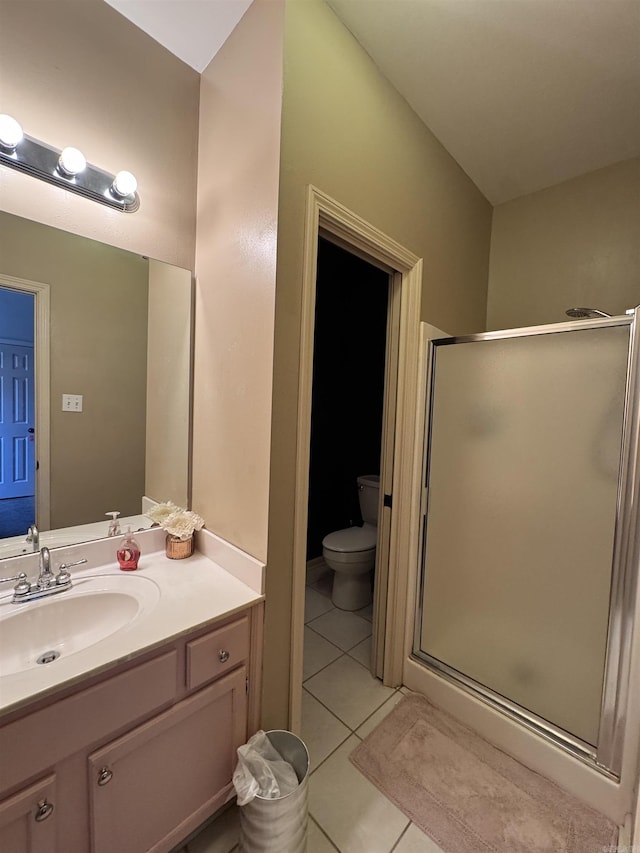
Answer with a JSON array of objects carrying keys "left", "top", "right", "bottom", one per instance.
[
  {"left": 89, "top": 666, "right": 247, "bottom": 853},
  {"left": 0, "top": 774, "right": 57, "bottom": 853}
]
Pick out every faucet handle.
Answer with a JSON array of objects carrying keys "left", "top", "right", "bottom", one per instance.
[
  {"left": 58, "top": 558, "right": 87, "bottom": 571},
  {"left": 0, "top": 571, "right": 27, "bottom": 585},
  {"left": 56, "top": 558, "right": 86, "bottom": 585},
  {"left": 13, "top": 574, "right": 31, "bottom": 596},
  {"left": 0, "top": 573, "right": 30, "bottom": 596},
  {"left": 56, "top": 566, "right": 72, "bottom": 586}
]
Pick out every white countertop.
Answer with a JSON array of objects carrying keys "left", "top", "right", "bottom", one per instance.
[{"left": 0, "top": 528, "right": 264, "bottom": 717}]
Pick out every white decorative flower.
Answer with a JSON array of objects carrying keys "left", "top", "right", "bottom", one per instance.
[
  {"left": 146, "top": 501, "right": 181, "bottom": 525},
  {"left": 145, "top": 502, "right": 205, "bottom": 540}
]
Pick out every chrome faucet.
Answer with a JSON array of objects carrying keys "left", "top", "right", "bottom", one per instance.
[
  {"left": 0, "top": 548, "right": 87, "bottom": 603},
  {"left": 37, "top": 546, "right": 54, "bottom": 589},
  {"left": 26, "top": 523, "right": 39, "bottom": 551}
]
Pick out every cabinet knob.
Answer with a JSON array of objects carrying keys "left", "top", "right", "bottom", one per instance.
[
  {"left": 218, "top": 649, "right": 230, "bottom": 663},
  {"left": 97, "top": 766, "right": 113, "bottom": 786},
  {"left": 35, "top": 799, "right": 54, "bottom": 822}
]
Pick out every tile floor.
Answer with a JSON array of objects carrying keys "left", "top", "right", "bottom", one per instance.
[{"left": 174, "top": 567, "right": 445, "bottom": 853}]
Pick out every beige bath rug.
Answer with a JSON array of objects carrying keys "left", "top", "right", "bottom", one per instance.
[{"left": 350, "top": 693, "right": 617, "bottom": 853}]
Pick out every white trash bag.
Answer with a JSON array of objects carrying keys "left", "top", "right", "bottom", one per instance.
[{"left": 233, "top": 730, "right": 299, "bottom": 805}]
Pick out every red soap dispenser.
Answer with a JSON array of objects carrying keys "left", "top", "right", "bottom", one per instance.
[{"left": 117, "top": 527, "right": 140, "bottom": 571}]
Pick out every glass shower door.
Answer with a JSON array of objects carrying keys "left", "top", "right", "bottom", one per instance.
[{"left": 414, "top": 320, "right": 632, "bottom": 760}]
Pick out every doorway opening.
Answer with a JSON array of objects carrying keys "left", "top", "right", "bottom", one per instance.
[
  {"left": 0, "top": 287, "right": 36, "bottom": 537},
  {"left": 0, "top": 274, "right": 51, "bottom": 536},
  {"left": 306, "top": 236, "right": 391, "bottom": 675}
]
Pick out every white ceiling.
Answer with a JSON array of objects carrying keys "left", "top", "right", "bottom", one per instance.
[
  {"left": 104, "top": 0, "right": 253, "bottom": 73},
  {"left": 105, "top": 0, "right": 640, "bottom": 204}
]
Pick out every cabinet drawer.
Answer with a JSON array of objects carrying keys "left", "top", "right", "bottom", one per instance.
[{"left": 186, "top": 615, "right": 249, "bottom": 691}]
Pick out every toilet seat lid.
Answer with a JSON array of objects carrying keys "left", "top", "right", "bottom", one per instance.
[{"left": 322, "top": 525, "right": 377, "bottom": 553}]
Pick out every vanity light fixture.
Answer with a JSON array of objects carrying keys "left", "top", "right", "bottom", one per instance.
[
  {"left": 111, "top": 169, "right": 138, "bottom": 199},
  {"left": 57, "top": 146, "right": 87, "bottom": 178},
  {"left": 0, "top": 114, "right": 140, "bottom": 213},
  {"left": 0, "top": 114, "right": 23, "bottom": 150}
]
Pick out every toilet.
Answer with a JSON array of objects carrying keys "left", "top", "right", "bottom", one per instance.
[{"left": 322, "top": 475, "right": 380, "bottom": 611}]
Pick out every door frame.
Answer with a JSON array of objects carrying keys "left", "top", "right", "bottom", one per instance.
[
  {"left": 0, "top": 274, "right": 51, "bottom": 530},
  {"left": 289, "top": 185, "right": 422, "bottom": 730}
]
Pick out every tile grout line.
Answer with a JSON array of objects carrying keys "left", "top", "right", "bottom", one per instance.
[
  {"left": 345, "top": 638, "right": 374, "bottom": 667},
  {"left": 304, "top": 619, "right": 373, "bottom": 655},
  {"left": 304, "top": 622, "right": 349, "bottom": 653},
  {"left": 306, "top": 678, "right": 402, "bottom": 738},
  {"left": 308, "top": 812, "right": 342, "bottom": 853},
  {"left": 303, "top": 653, "right": 380, "bottom": 708},
  {"left": 307, "top": 608, "right": 373, "bottom": 631},
  {"left": 303, "top": 654, "right": 348, "bottom": 692},
  {"left": 302, "top": 636, "right": 374, "bottom": 685},
  {"left": 305, "top": 686, "right": 403, "bottom": 777},
  {"left": 307, "top": 728, "right": 354, "bottom": 776},
  {"left": 389, "top": 821, "right": 413, "bottom": 852}
]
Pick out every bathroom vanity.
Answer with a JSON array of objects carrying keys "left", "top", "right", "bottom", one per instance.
[{"left": 0, "top": 530, "right": 264, "bottom": 853}]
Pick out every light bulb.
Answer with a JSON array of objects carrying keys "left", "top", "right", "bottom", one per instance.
[
  {"left": 111, "top": 170, "right": 137, "bottom": 198},
  {"left": 57, "top": 147, "right": 86, "bottom": 177},
  {"left": 0, "top": 114, "right": 23, "bottom": 150}
]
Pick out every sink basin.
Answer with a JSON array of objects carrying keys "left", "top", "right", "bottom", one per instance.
[{"left": 0, "top": 574, "right": 160, "bottom": 676}]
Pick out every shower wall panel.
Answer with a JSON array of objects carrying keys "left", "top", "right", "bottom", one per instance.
[{"left": 418, "top": 325, "right": 629, "bottom": 746}]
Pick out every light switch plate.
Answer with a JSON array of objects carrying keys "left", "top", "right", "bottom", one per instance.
[{"left": 62, "top": 394, "right": 83, "bottom": 412}]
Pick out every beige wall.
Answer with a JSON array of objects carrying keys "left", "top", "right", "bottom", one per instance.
[
  {"left": 145, "top": 260, "right": 193, "bottom": 509},
  {"left": 0, "top": 212, "right": 148, "bottom": 528},
  {"left": 262, "top": 0, "right": 492, "bottom": 728},
  {"left": 0, "top": 0, "right": 199, "bottom": 270},
  {"left": 487, "top": 158, "right": 640, "bottom": 330},
  {"left": 192, "top": 0, "right": 284, "bottom": 560}
]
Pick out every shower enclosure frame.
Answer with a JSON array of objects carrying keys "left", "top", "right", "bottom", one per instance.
[{"left": 412, "top": 307, "right": 640, "bottom": 780}]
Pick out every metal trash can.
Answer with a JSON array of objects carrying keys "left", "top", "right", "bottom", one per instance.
[{"left": 238, "top": 730, "right": 309, "bottom": 853}]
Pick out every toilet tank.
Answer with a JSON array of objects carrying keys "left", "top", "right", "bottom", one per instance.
[{"left": 357, "top": 475, "right": 380, "bottom": 526}]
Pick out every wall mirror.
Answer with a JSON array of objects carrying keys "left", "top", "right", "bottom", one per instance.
[{"left": 0, "top": 210, "right": 193, "bottom": 559}]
